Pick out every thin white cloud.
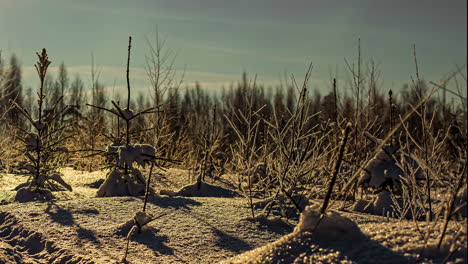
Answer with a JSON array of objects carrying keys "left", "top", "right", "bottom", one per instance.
[
  {"left": 175, "top": 39, "right": 306, "bottom": 65},
  {"left": 20, "top": 65, "right": 330, "bottom": 98}
]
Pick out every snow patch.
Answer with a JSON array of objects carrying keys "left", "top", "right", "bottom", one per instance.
[
  {"left": 117, "top": 144, "right": 155, "bottom": 169},
  {"left": 97, "top": 169, "right": 146, "bottom": 197},
  {"left": 295, "top": 204, "right": 364, "bottom": 240}
]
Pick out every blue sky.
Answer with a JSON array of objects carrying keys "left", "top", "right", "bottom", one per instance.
[{"left": 0, "top": 0, "right": 466, "bottom": 98}]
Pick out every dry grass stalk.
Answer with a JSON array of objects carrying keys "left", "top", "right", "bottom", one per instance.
[
  {"left": 437, "top": 165, "right": 466, "bottom": 248},
  {"left": 321, "top": 123, "right": 352, "bottom": 215}
]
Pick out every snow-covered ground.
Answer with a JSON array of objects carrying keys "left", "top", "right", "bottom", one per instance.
[{"left": 0, "top": 168, "right": 466, "bottom": 263}]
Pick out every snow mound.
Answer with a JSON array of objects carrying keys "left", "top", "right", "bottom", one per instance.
[
  {"left": 221, "top": 204, "right": 437, "bottom": 263},
  {"left": 295, "top": 204, "right": 364, "bottom": 240},
  {"left": 97, "top": 169, "right": 147, "bottom": 197},
  {"left": 221, "top": 205, "right": 365, "bottom": 264},
  {"left": 220, "top": 233, "right": 355, "bottom": 264}
]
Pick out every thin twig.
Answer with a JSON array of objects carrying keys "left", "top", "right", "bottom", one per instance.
[
  {"left": 143, "top": 162, "right": 155, "bottom": 213},
  {"left": 126, "top": 36, "right": 132, "bottom": 109}
]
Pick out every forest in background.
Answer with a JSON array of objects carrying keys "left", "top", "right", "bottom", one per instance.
[{"left": 0, "top": 36, "right": 466, "bottom": 189}]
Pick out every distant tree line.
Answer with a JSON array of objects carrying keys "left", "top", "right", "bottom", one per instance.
[{"left": 0, "top": 51, "right": 466, "bottom": 170}]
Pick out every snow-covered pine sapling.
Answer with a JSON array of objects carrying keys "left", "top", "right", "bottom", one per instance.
[
  {"left": 87, "top": 37, "right": 162, "bottom": 197},
  {"left": 9, "top": 49, "right": 71, "bottom": 202}
]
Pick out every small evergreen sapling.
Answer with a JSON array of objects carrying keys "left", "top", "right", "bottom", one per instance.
[
  {"left": 10, "top": 49, "right": 71, "bottom": 202},
  {"left": 87, "top": 37, "right": 163, "bottom": 197}
]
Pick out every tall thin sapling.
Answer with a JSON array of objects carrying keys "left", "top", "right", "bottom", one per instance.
[{"left": 10, "top": 49, "right": 72, "bottom": 202}]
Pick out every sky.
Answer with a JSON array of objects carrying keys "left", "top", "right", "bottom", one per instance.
[{"left": 0, "top": 0, "right": 466, "bottom": 99}]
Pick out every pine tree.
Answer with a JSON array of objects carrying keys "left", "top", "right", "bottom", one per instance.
[
  {"left": 0, "top": 51, "right": 6, "bottom": 122},
  {"left": 57, "top": 62, "right": 68, "bottom": 123},
  {"left": 4, "top": 54, "right": 24, "bottom": 128},
  {"left": 68, "top": 75, "right": 85, "bottom": 120}
]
